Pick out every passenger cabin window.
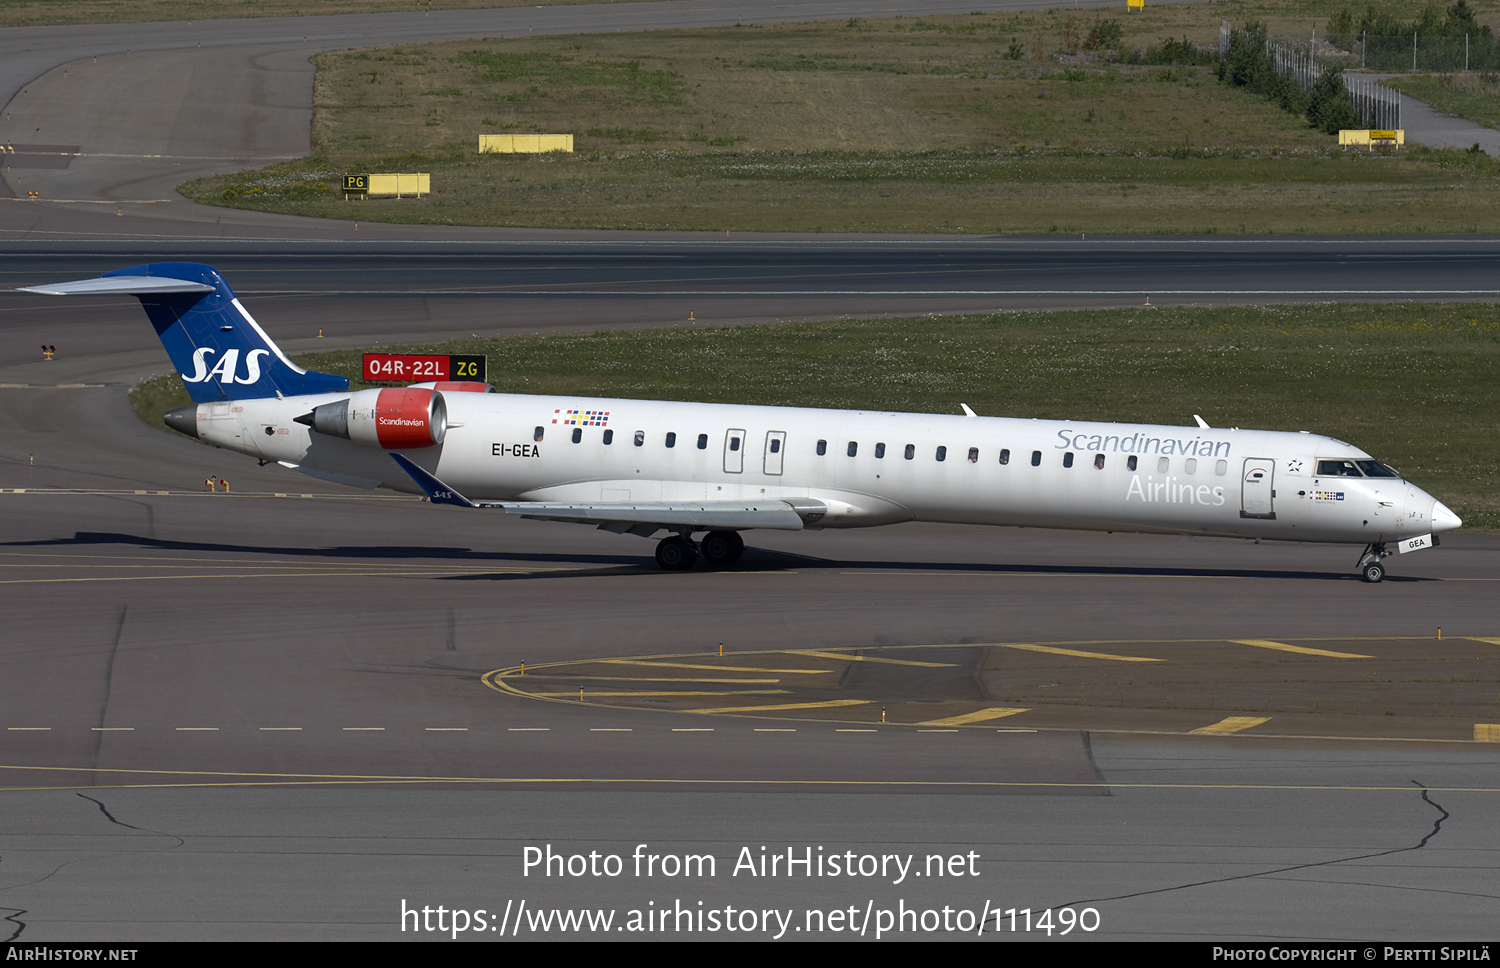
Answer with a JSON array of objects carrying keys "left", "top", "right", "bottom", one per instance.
[
  {"left": 603, "top": 429, "right": 614, "bottom": 445},
  {"left": 875, "top": 443, "right": 886, "bottom": 459},
  {"left": 1216, "top": 460, "right": 1227, "bottom": 476},
  {"left": 1127, "top": 455, "right": 1138, "bottom": 471},
  {"left": 847, "top": 441, "right": 858, "bottom": 457},
  {"left": 1094, "top": 454, "right": 1105, "bottom": 470},
  {"left": 534, "top": 426, "right": 545, "bottom": 442},
  {"left": 817, "top": 440, "right": 827, "bottom": 456},
  {"left": 1317, "top": 459, "right": 1363, "bottom": 477},
  {"left": 1158, "top": 457, "right": 1170, "bottom": 473},
  {"left": 633, "top": 431, "right": 644, "bottom": 447},
  {"left": 1185, "top": 458, "right": 1197, "bottom": 474},
  {"left": 1063, "top": 452, "right": 1074, "bottom": 468},
  {"left": 904, "top": 444, "right": 915, "bottom": 460},
  {"left": 999, "top": 448, "right": 1010, "bottom": 465},
  {"left": 666, "top": 432, "right": 677, "bottom": 448},
  {"left": 968, "top": 447, "right": 979, "bottom": 463},
  {"left": 1030, "top": 450, "right": 1041, "bottom": 466},
  {"left": 697, "top": 433, "right": 708, "bottom": 450},
  {"left": 571, "top": 428, "right": 582, "bottom": 444},
  {"left": 936, "top": 446, "right": 947, "bottom": 462}
]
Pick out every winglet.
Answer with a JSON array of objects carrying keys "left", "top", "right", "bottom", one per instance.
[
  {"left": 960, "top": 403, "right": 977, "bottom": 417},
  {"left": 1193, "top": 414, "right": 1211, "bottom": 429},
  {"left": 390, "top": 453, "right": 477, "bottom": 507}
]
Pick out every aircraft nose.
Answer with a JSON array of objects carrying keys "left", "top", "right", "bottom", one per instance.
[{"left": 1432, "top": 500, "right": 1463, "bottom": 534}]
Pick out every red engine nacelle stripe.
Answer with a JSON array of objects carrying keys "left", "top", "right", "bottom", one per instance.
[{"left": 373, "top": 387, "right": 442, "bottom": 449}]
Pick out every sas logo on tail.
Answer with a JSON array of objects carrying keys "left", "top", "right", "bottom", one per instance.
[{"left": 183, "top": 348, "right": 270, "bottom": 384}]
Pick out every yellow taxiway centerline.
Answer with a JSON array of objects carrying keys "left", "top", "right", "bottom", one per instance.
[
  {"left": 985, "top": 642, "right": 1164, "bottom": 662},
  {"left": 917, "top": 707, "right": 1031, "bottom": 726},
  {"left": 1191, "top": 717, "right": 1272, "bottom": 735},
  {"left": 1231, "top": 639, "right": 1372, "bottom": 658},
  {"left": 786, "top": 650, "right": 955, "bottom": 668}
]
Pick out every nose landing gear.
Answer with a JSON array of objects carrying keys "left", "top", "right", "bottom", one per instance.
[{"left": 1357, "top": 542, "right": 1392, "bottom": 583}]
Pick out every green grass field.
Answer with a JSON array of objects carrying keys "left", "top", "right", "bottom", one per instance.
[
  {"left": 179, "top": 8, "right": 1500, "bottom": 234},
  {"left": 133, "top": 302, "right": 1500, "bottom": 531}
]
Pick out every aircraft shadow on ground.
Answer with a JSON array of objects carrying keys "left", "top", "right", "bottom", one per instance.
[{"left": 4, "top": 531, "right": 1427, "bottom": 583}]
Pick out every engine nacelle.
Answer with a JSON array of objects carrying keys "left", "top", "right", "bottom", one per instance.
[{"left": 299, "top": 388, "right": 447, "bottom": 449}]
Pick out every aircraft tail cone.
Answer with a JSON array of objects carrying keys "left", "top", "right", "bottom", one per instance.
[{"left": 163, "top": 404, "right": 199, "bottom": 439}]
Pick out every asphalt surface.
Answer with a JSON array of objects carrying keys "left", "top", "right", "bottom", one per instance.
[{"left": 1, "top": 1, "right": 1498, "bottom": 945}]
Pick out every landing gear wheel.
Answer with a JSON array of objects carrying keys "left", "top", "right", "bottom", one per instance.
[
  {"left": 699, "top": 530, "right": 745, "bottom": 568},
  {"left": 655, "top": 535, "right": 698, "bottom": 571},
  {"left": 1362, "top": 561, "right": 1385, "bottom": 583}
]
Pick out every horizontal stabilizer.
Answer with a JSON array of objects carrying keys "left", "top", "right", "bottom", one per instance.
[{"left": 18, "top": 276, "right": 216, "bottom": 296}]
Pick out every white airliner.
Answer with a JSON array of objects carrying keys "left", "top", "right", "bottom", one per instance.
[{"left": 22, "top": 263, "right": 1461, "bottom": 581}]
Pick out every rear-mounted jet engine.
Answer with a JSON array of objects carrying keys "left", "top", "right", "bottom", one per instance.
[{"left": 296, "top": 387, "right": 447, "bottom": 449}]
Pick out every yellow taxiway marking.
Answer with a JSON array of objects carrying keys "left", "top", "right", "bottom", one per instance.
[
  {"left": 672, "top": 728, "right": 714, "bottom": 732},
  {"left": 259, "top": 727, "right": 301, "bottom": 731},
  {"left": 754, "top": 728, "right": 796, "bottom": 732},
  {"left": 917, "top": 707, "right": 1031, "bottom": 727},
  {"left": 90, "top": 727, "right": 132, "bottom": 731},
  {"left": 536, "top": 689, "right": 790, "bottom": 698},
  {"left": 1468, "top": 638, "right": 1500, "bottom": 647},
  {"left": 1191, "top": 717, "right": 1272, "bottom": 735},
  {"left": 528, "top": 676, "right": 782, "bottom": 684},
  {"left": 987, "top": 642, "right": 1163, "bottom": 662},
  {"left": 342, "top": 727, "right": 384, "bottom": 731},
  {"left": 687, "top": 699, "right": 871, "bottom": 716},
  {"left": 7, "top": 727, "right": 49, "bottom": 731},
  {"left": 787, "top": 649, "right": 955, "bottom": 668},
  {"left": 508, "top": 728, "right": 549, "bottom": 731},
  {"left": 1476, "top": 724, "right": 1500, "bottom": 742},
  {"left": 174, "top": 727, "right": 218, "bottom": 731},
  {"left": 1231, "top": 639, "right": 1372, "bottom": 659},
  {"left": 596, "top": 660, "right": 829, "bottom": 674},
  {"left": 590, "top": 728, "right": 632, "bottom": 732},
  {"left": 425, "top": 728, "right": 468, "bottom": 732}
]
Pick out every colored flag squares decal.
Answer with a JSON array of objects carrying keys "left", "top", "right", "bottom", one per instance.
[{"left": 553, "top": 408, "right": 611, "bottom": 427}]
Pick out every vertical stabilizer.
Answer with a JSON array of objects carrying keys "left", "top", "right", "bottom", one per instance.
[{"left": 21, "top": 262, "right": 349, "bottom": 402}]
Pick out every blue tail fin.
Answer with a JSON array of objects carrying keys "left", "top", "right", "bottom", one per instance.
[{"left": 23, "top": 262, "right": 349, "bottom": 403}]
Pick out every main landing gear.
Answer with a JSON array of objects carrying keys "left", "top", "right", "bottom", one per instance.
[
  {"left": 654, "top": 530, "right": 744, "bottom": 570},
  {"left": 1357, "top": 542, "right": 1392, "bottom": 583}
]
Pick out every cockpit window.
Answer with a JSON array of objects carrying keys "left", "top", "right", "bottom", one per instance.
[
  {"left": 1317, "top": 459, "right": 1363, "bottom": 478},
  {"left": 1355, "top": 460, "right": 1400, "bottom": 479}
]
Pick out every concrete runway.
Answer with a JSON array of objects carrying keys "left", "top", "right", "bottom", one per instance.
[{"left": 1, "top": 1, "right": 1498, "bottom": 945}]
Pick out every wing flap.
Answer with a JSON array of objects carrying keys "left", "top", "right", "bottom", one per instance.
[{"left": 503, "top": 502, "right": 805, "bottom": 531}]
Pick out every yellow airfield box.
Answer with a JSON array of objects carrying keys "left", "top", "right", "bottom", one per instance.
[
  {"left": 479, "top": 134, "right": 574, "bottom": 153},
  {"left": 342, "top": 173, "right": 430, "bottom": 199}
]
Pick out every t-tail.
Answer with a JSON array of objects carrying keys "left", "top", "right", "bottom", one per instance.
[{"left": 19, "top": 262, "right": 348, "bottom": 402}]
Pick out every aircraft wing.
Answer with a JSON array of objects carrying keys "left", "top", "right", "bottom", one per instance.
[
  {"left": 501, "top": 501, "right": 805, "bottom": 532},
  {"left": 389, "top": 454, "right": 807, "bottom": 532}
]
